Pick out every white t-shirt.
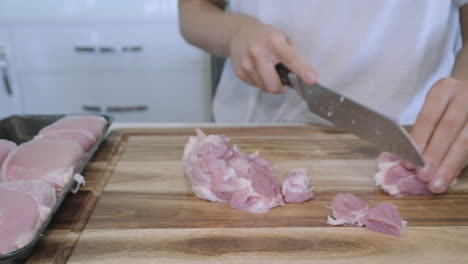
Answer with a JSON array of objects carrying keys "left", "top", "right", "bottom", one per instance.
[{"left": 213, "top": 0, "right": 467, "bottom": 125}]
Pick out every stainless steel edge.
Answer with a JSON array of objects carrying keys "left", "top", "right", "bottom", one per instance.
[{"left": 288, "top": 73, "right": 425, "bottom": 166}]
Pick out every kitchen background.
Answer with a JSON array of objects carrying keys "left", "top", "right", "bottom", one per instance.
[{"left": 0, "top": 0, "right": 223, "bottom": 122}]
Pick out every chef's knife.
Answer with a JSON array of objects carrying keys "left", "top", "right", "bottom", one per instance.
[{"left": 275, "top": 64, "right": 425, "bottom": 167}]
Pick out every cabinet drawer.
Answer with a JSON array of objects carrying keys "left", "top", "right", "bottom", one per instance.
[
  {"left": 19, "top": 72, "right": 211, "bottom": 122},
  {"left": 13, "top": 25, "right": 206, "bottom": 72}
]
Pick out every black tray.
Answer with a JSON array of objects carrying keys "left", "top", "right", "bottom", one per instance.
[{"left": 0, "top": 114, "right": 112, "bottom": 264}]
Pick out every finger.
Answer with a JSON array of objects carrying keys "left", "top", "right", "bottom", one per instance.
[
  {"left": 429, "top": 123, "right": 468, "bottom": 193},
  {"left": 256, "top": 59, "right": 286, "bottom": 94},
  {"left": 416, "top": 93, "right": 468, "bottom": 182},
  {"left": 236, "top": 58, "right": 260, "bottom": 88},
  {"left": 245, "top": 67, "right": 265, "bottom": 91},
  {"left": 411, "top": 78, "right": 458, "bottom": 181},
  {"left": 271, "top": 36, "right": 317, "bottom": 84},
  {"left": 239, "top": 71, "right": 257, "bottom": 87},
  {"left": 411, "top": 78, "right": 457, "bottom": 153}
]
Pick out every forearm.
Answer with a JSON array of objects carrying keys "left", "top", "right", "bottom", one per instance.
[{"left": 178, "top": 0, "right": 260, "bottom": 57}]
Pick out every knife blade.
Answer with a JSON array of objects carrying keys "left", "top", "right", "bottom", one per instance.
[{"left": 275, "top": 64, "right": 425, "bottom": 166}]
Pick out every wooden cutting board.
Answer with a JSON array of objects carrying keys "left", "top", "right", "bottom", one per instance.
[{"left": 27, "top": 126, "right": 468, "bottom": 264}]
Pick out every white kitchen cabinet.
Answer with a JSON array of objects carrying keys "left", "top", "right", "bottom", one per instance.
[
  {"left": 0, "top": 0, "right": 212, "bottom": 122},
  {"left": 0, "top": 27, "right": 21, "bottom": 119},
  {"left": 19, "top": 72, "right": 210, "bottom": 122},
  {"left": 13, "top": 25, "right": 204, "bottom": 72}
]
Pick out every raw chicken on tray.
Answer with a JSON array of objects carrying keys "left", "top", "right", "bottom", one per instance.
[
  {"left": 0, "top": 114, "right": 107, "bottom": 256},
  {"left": 0, "top": 181, "right": 56, "bottom": 255},
  {"left": 0, "top": 139, "right": 16, "bottom": 168},
  {"left": 35, "top": 115, "right": 106, "bottom": 152},
  {"left": 0, "top": 139, "right": 85, "bottom": 193},
  {"left": 1, "top": 180, "right": 56, "bottom": 209}
]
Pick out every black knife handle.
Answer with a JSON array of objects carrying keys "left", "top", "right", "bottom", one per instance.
[{"left": 275, "top": 63, "right": 292, "bottom": 87}]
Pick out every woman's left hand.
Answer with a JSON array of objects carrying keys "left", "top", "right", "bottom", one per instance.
[{"left": 410, "top": 77, "right": 468, "bottom": 193}]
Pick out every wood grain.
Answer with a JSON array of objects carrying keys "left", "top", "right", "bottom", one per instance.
[
  {"left": 68, "top": 227, "right": 468, "bottom": 264},
  {"left": 84, "top": 191, "right": 468, "bottom": 229},
  {"left": 26, "top": 126, "right": 468, "bottom": 263}
]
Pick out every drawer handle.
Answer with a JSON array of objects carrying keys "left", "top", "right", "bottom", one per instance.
[
  {"left": 76, "top": 46, "right": 139, "bottom": 54},
  {"left": 122, "top": 45, "right": 143, "bottom": 53},
  {"left": 82, "top": 105, "right": 100, "bottom": 112},
  {"left": 99, "top": 46, "right": 116, "bottom": 53},
  {"left": 82, "top": 105, "right": 148, "bottom": 113},
  {"left": 74, "top": 46, "right": 96, "bottom": 53}
]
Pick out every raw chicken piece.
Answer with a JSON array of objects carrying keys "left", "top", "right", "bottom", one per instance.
[
  {"left": 1, "top": 180, "right": 56, "bottom": 209},
  {"left": 363, "top": 202, "right": 407, "bottom": 237},
  {"left": 0, "top": 181, "right": 55, "bottom": 255},
  {"left": 35, "top": 130, "right": 95, "bottom": 152},
  {"left": 0, "top": 139, "right": 85, "bottom": 193},
  {"left": 281, "top": 168, "right": 314, "bottom": 203},
  {"left": 327, "top": 193, "right": 369, "bottom": 226},
  {"left": 183, "top": 129, "right": 284, "bottom": 213},
  {"left": 375, "top": 152, "right": 431, "bottom": 197},
  {"left": 0, "top": 139, "right": 16, "bottom": 170},
  {"left": 38, "top": 115, "right": 106, "bottom": 139},
  {"left": 326, "top": 193, "right": 408, "bottom": 237},
  {"left": 36, "top": 115, "right": 106, "bottom": 151}
]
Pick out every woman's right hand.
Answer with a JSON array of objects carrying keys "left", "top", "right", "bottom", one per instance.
[{"left": 229, "top": 22, "right": 318, "bottom": 93}]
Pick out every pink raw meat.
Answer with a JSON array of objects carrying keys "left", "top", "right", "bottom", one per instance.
[
  {"left": 1, "top": 180, "right": 56, "bottom": 209},
  {"left": 281, "top": 168, "right": 314, "bottom": 203},
  {"left": 35, "top": 130, "right": 95, "bottom": 152},
  {"left": 327, "top": 193, "right": 369, "bottom": 226},
  {"left": 36, "top": 115, "right": 106, "bottom": 151},
  {"left": 0, "top": 181, "right": 56, "bottom": 255},
  {"left": 0, "top": 139, "right": 16, "bottom": 170},
  {"left": 0, "top": 139, "right": 85, "bottom": 193},
  {"left": 183, "top": 128, "right": 284, "bottom": 213},
  {"left": 375, "top": 152, "right": 431, "bottom": 197},
  {"left": 363, "top": 202, "right": 407, "bottom": 237},
  {"left": 327, "top": 193, "right": 407, "bottom": 237}
]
